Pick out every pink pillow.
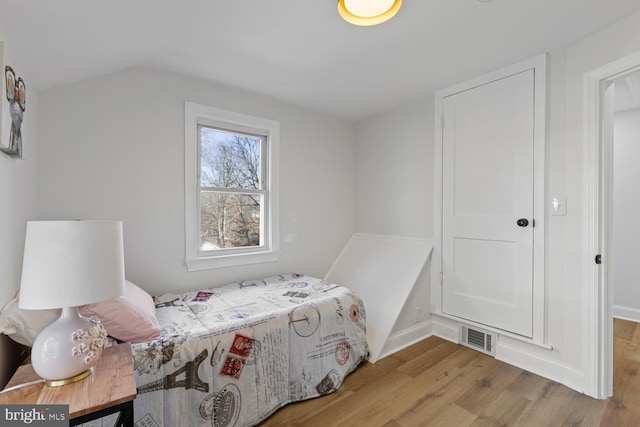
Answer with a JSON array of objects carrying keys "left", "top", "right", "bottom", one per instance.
[{"left": 80, "top": 280, "right": 160, "bottom": 343}]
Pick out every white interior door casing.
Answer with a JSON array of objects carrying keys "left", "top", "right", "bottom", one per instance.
[
  {"left": 435, "top": 54, "right": 547, "bottom": 342},
  {"left": 442, "top": 70, "right": 535, "bottom": 337}
]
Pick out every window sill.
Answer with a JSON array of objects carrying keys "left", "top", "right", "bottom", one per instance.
[{"left": 185, "top": 250, "right": 280, "bottom": 271}]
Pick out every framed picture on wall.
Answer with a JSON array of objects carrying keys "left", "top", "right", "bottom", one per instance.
[{"left": 0, "top": 41, "right": 26, "bottom": 159}]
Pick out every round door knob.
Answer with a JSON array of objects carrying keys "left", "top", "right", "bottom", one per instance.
[{"left": 517, "top": 218, "right": 529, "bottom": 227}]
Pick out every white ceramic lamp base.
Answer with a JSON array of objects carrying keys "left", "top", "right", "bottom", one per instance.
[{"left": 31, "top": 306, "right": 108, "bottom": 387}]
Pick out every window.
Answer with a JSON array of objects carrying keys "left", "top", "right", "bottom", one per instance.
[
  {"left": 199, "top": 126, "right": 264, "bottom": 250},
  {"left": 185, "top": 102, "right": 279, "bottom": 271}
]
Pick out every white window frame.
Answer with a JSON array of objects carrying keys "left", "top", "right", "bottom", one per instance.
[{"left": 185, "top": 101, "right": 280, "bottom": 271}]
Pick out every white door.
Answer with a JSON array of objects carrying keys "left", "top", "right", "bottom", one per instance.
[{"left": 442, "top": 69, "right": 535, "bottom": 337}]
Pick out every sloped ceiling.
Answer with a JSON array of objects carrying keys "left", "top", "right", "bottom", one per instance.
[{"left": 1, "top": 0, "right": 640, "bottom": 120}]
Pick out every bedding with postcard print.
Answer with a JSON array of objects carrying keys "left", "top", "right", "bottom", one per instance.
[{"left": 131, "top": 274, "right": 369, "bottom": 427}]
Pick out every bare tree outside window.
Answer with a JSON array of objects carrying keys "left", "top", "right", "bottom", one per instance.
[{"left": 199, "top": 127, "right": 263, "bottom": 250}]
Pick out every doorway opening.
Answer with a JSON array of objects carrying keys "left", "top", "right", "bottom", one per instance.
[
  {"left": 611, "top": 72, "right": 640, "bottom": 323},
  {"left": 584, "top": 50, "right": 640, "bottom": 399}
]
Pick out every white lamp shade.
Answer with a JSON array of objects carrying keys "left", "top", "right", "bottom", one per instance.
[{"left": 19, "top": 220, "right": 126, "bottom": 310}]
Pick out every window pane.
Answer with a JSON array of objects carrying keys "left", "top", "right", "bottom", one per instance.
[
  {"left": 200, "top": 127, "right": 261, "bottom": 189},
  {"left": 200, "top": 192, "right": 262, "bottom": 250}
]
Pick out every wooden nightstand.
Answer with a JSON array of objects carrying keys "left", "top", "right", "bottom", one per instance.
[{"left": 0, "top": 343, "right": 136, "bottom": 427}]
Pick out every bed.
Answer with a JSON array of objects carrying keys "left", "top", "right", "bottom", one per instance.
[{"left": 130, "top": 273, "right": 369, "bottom": 427}]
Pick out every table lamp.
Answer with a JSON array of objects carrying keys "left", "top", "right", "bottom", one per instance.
[{"left": 18, "top": 220, "right": 126, "bottom": 387}]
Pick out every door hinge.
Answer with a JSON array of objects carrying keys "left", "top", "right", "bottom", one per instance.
[
  {"left": 440, "top": 272, "right": 444, "bottom": 287},
  {"left": 440, "top": 115, "right": 445, "bottom": 129},
  {"left": 595, "top": 254, "right": 602, "bottom": 265}
]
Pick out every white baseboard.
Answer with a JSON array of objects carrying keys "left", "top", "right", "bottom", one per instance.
[
  {"left": 377, "top": 320, "right": 433, "bottom": 361},
  {"left": 613, "top": 305, "right": 640, "bottom": 323},
  {"left": 430, "top": 314, "right": 586, "bottom": 396},
  {"left": 496, "top": 340, "right": 585, "bottom": 394},
  {"left": 431, "top": 314, "right": 459, "bottom": 343}
]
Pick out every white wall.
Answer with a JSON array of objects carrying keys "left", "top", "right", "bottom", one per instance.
[
  {"left": 0, "top": 48, "right": 38, "bottom": 386},
  {"left": 37, "top": 67, "right": 356, "bottom": 295},
  {"left": 354, "top": 98, "right": 434, "bottom": 238},
  {"left": 613, "top": 108, "right": 640, "bottom": 321},
  {"left": 354, "top": 98, "right": 434, "bottom": 335}
]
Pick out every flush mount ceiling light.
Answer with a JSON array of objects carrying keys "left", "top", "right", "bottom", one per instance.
[{"left": 338, "top": 0, "right": 402, "bottom": 26}]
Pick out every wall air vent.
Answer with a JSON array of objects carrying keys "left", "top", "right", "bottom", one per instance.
[{"left": 460, "top": 325, "right": 496, "bottom": 356}]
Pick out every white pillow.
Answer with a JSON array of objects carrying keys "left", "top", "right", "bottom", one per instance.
[
  {"left": 0, "top": 295, "right": 60, "bottom": 347},
  {"left": 79, "top": 280, "right": 161, "bottom": 343}
]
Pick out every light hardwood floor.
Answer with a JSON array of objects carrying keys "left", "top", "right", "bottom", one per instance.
[{"left": 260, "top": 318, "right": 640, "bottom": 426}]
